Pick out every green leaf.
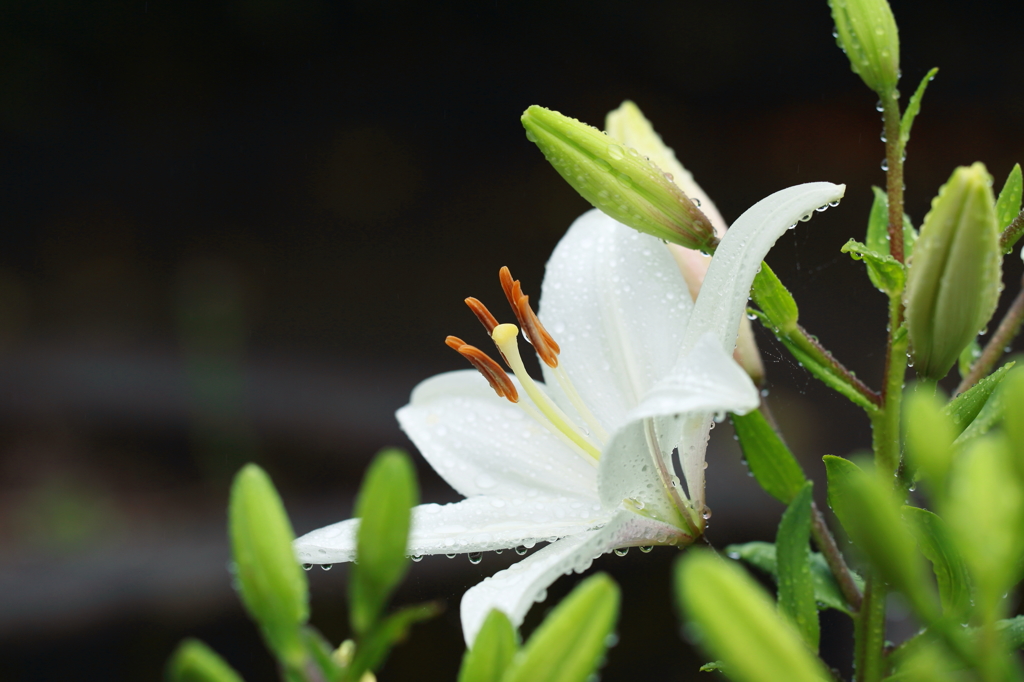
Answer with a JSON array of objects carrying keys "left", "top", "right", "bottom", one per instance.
[
  {"left": 841, "top": 238, "right": 905, "bottom": 296},
  {"left": 1001, "top": 366, "right": 1024, "bottom": 480},
  {"left": 751, "top": 263, "right": 799, "bottom": 336},
  {"left": 676, "top": 552, "right": 831, "bottom": 682},
  {"left": 229, "top": 464, "right": 308, "bottom": 667},
  {"left": 775, "top": 483, "right": 819, "bottom": 650},
  {"left": 866, "top": 186, "right": 917, "bottom": 261},
  {"left": 946, "top": 361, "right": 1015, "bottom": 435},
  {"left": 459, "top": 610, "right": 518, "bottom": 682},
  {"left": 903, "top": 386, "right": 956, "bottom": 487},
  {"left": 823, "top": 456, "right": 939, "bottom": 620},
  {"left": 725, "top": 542, "right": 861, "bottom": 615},
  {"left": 350, "top": 449, "right": 419, "bottom": 636},
  {"left": 957, "top": 339, "right": 981, "bottom": 380},
  {"left": 954, "top": 382, "right": 1006, "bottom": 446},
  {"left": 502, "top": 573, "right": 620, "bottom": 682},
  {"left": 699, "top": 661, "right": 726, "bottom": 673},
  {"left": 901, "top": 506, "right": 972, "bottom": 618},
  {"left": 731, "top": 409, "right": 806, "bottom": 504},
  {"left": 900, "top": 68, "right": 939, "bottom": 154},
  {"left": 167, "top": 639, "right": 245, "bottom": 682},
  {"left": 996, "top": 163, "right": 1023, "bottom": 232},
  {"left": 348, "top": 603, "right": 441, "bottom": 681},
  {"left": 997, "top": 615, "right": 1024, "bottom": 649}
]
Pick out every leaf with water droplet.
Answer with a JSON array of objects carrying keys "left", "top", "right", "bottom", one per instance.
[
  {"left": 900, "top": 67, "right": 939, "bottom": 155},
  {"left": 775, "top": 482, "right": 819, "bottom": 650},
  {"left": 841, "top": 238, "right": 905, "bottom": 296},
  {"left": 731, "top": 408, "right": 806, "bottom": 504}
]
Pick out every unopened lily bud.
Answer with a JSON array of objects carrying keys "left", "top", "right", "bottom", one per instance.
[
  {"left": 522, "top": 105, "right": 719, "bottom": 253},
  {"left": 905, "top": 163, "right": 1001, "bottom": 380},
  {"left": 829, "top": 0, "right": 900, "bottom": 96},
  {"left": 229, "top": 464, "right": 308, "bottom": 666}
]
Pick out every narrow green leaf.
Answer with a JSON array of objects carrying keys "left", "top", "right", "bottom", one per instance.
[
  {"left": 349, "top": 602, "right": 442, "bottom": 681},
  {"left": 954, "top": 383, "right": 1006, "bottom": 446},
  {"left": 901, "top": 506, "right": 972, "bottom": 618},
  {"left": 725, "top": 541, "right": 861, "bottom": 615},
  {"left": 459, "top": 610, "right": 518, "bottom": 682},
  {"left": 229, "top": 464, "right": 308, "bottom": 667},
  {"left": 676, "top": 552, "right": 830, "bottom": 682},
  {"left": 167, "top": 639, "right": 245, "bottom": 682},
  {"left": 823, "top": 456, "right": 939, "bottom": 621},
  {"left": 699, "top": 661, "right": 726, "bottom": 673},
  {"left": 841, "top": 239, "right": 905, "bottom": 296},
  {"left": 1002, "top": 366, "right": 1024, "bottom": 481},
  {"left": 946, "top": 361, "right": 1015, "bottom": 435},
  {"left": 752, "top": 263, "right": 799, "bottom": 336},
  {"left": 300, "top": 628, "right": 343, "bottom": 682},
  {"left": 996, "top": 163, "right": 1023, "bottom": 232},
  {"left": 775, "top": 482, "right": 819, "bottom": 650},
  {"left": 900, "top": 68, "right": 939, "bottom": 153},
  {"left": 997, "top": 615, "right": 1024, "bottom": 649},
  {"left": 866, "top": 186, "right": 917, "bottom": 261},
  {"left": 350, "top": 449, "right": 419, "bottom": 636},
  {"left": 503, "top": 573, "right": 619, "bottom": 682},
  {"left": 731, "top": 409, "right": 806, "bottom": 504}
]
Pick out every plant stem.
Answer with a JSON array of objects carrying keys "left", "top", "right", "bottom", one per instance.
[
  {"left": 881, "top": 97, "right": 905, "bottom": 264},
  {"left": 854, "top": 573, "right": 887, "bottom": 682},
  {"left": 809, "top": 500, "right": 863, "bottom": 611},
  {"left": 999, "top": 208, "right": 1024, "bottom": 253},
  {"left": 792, "top": 323, "right": 883, "bottom": 408},
  {"left": 872, "top": 294, "right": 908, "bottom": 476},
  {"left": 956, "top": 273, "right": 1024, "bottom": 395}
]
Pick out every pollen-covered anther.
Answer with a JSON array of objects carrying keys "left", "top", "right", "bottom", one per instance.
[
  {"left": 445, "top": 335, "right": 519, "bottom": 402},
  {"left": 498, "top": 266, "right": 561, "bottom": 367},
  {"left": 464, "top": 297, "right": 499, "bottom": 335}
]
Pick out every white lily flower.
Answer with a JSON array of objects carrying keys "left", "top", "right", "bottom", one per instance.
[{"left": 294, "top": 181, "right": 845, "bottom": 645}]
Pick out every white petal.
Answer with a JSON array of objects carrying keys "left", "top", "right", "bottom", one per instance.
[
  {"left": 538, "top": 209, "right": 693, "bottom": 431},
  {"left": 459, "top": 510, "right": 684, "bottom": 645},
  {"left": 294, "top": 496, "right": 607, "bottom": 564},
  {"left": 598, "top": 333, "right": 758, "bottom": 516},
  {"left": 398, "top": 370, "right": 598, "bottom": 501},
  {"left": 682, "top": 182, "right": 847, "bottom": 355}
]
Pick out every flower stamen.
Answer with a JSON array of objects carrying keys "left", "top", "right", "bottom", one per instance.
[
  {"left": 499, "top": 266, "right": 560, "bottom": 367},
  {"left": 445, "top": 335, "right": 519, "bottom": 402},
  {"left": 491, "top": 323, "right": 601, "bottom": 462}
]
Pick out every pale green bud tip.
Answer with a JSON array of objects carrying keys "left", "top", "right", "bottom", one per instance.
[
  {"left": 167, "top": 639, "right": 244, "bottom": 682},
  {"left": 522, "top": 105, "right": 719, "bottom": 252},
  {"left": 229, "top": 463, "right": 309, "bottom": 660},
  {"left": 905, "top": 163, "right": 1002, "bottom": 380},
  {"left": 829, "top": 0, "right": 900, "bottom": 96}
]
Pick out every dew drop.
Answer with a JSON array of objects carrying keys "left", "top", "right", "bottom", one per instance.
[
  {"left": 607, "top": 144, "right": 624, "bottom": 160},
  {"left": 594, "top": 158, "right": 612, "bottom": 172},
  {"left": 515, "top": 545, "right": 528, "bottom": 555},
  {"left": 693, "top": 197, "right": 702, "bottom": 207},
  {"left": 881, "top": 158, "right": 889, "bottom": 171},
  {"left": 411, "top": 554, "right": 423, "bottom": 562},
  {"left": 495, "top": 548, "right": 503, "bottom": 554},
  {"left": 468, "top": 552, "right": 483, "bottom": 565},
  {"left": 799, "top": 213, "right": 812, "bottom": 222},
  {"left": 614, "top": 547, "right": 630, "bottom": 557},
  {"left": 701, "top": 506, "right": 713, "bottom": 520},
  {"left": 445, "top": 553, "right": 457, "bottom": 559},
  {"left": 321, "top": 564, "right": 333, "bottom": 571},
  {"left": 302, "top": 564, "right": 313, "bottom": 571},
  {"left": 639, "top": 546, "right": 653, "bottom": 554}
]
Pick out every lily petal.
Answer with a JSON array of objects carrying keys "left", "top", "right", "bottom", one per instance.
[
  {"left": 459, "top": 509, "right": 684, "bottom": 645},
  {"left": 538, "top": 209, "right": 693, "bottom": 431},
  {"left": 294, "top": 496, "right": 609, "bottom": 565},
  {"left": 598, "top": 332, "right": 759, "bottom": 519},
  {"left": 398, "top": 370, "right": 598, "bottom": 501},
  {"left": 682, "top": 182, "right": 847, "bottom": 355}
]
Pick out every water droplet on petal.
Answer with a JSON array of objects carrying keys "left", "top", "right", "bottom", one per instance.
[
  {"left": 515, "top": 546, "right": 528, "bottom": 555},
  {"left": 302, "top": 564, "right": 313, "bottom": 571},
  {"left": 411, "top": 554, "right": 423, "bottom": 562},
  {"left": 445, "top": 553, "right": 457, "bottom": 559},
  {"left": 639, "top": 546, "right": 653, "bottom": 554},
  {"left": 468, "top": 552, "right": 483, "bottom": 565},
  {"left": 614, "top": 547, "right": 630, "bottom": 557},
  {"left": 702, "top": 506, "right": 713, "bottom": 520}
]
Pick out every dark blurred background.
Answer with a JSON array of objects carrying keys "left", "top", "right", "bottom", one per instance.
[{"left": 0, "top": 0, "right": 1021, "bottom": 679}]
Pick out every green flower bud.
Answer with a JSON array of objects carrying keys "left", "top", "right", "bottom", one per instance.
[
  {"left": 905, "top": 163, "right": 1002, "bottom": 380},
  {"left": 829, "top": 0, "right": 900, "bottom": 96},
  {"left": 229, "top": 463, "right": 308, "bottom": 666},
  {"left": 521, "top": 105, "right": 719, "bottom": 252}
]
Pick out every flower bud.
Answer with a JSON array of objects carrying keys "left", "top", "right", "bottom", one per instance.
[
  {"left": 905, "top": 163, "right": 1002, "bottom": 380},
  {"left": 829, "top": 0, "right": 900, "bottom": 96},
  {"left": 229, "top": 464, "right": 308, "bottom": 666},
  {"left": 522, "top": 105, "right": 719, "bottom": 252}
]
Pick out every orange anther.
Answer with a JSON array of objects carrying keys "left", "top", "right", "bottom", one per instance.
[
  {"left": 446, "top": 337, "right": 519, "bottom": 402},
  {"left": 498, "top": 266, "right": 561, "bottom": 368},
  {"left": 465, "top": 297, "right": 499, "bottom": 335}
]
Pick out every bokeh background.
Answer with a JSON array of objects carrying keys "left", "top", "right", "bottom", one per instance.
[{"left": 1, "top": 0, "right": 1022, "bottom": 679}]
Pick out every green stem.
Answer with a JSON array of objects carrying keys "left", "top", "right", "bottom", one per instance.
[
  {"left": 872, "top": 294, "right": 908, "bottom": 476},
  {"left": 881, "top": 97, "right": 906, "bottom": 264},
  {"left": 854, "top": 573, "right": 888, "bottom": 682},
  {"left": 956, "top": 273, "right": 1024, "bottom": 395}
]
